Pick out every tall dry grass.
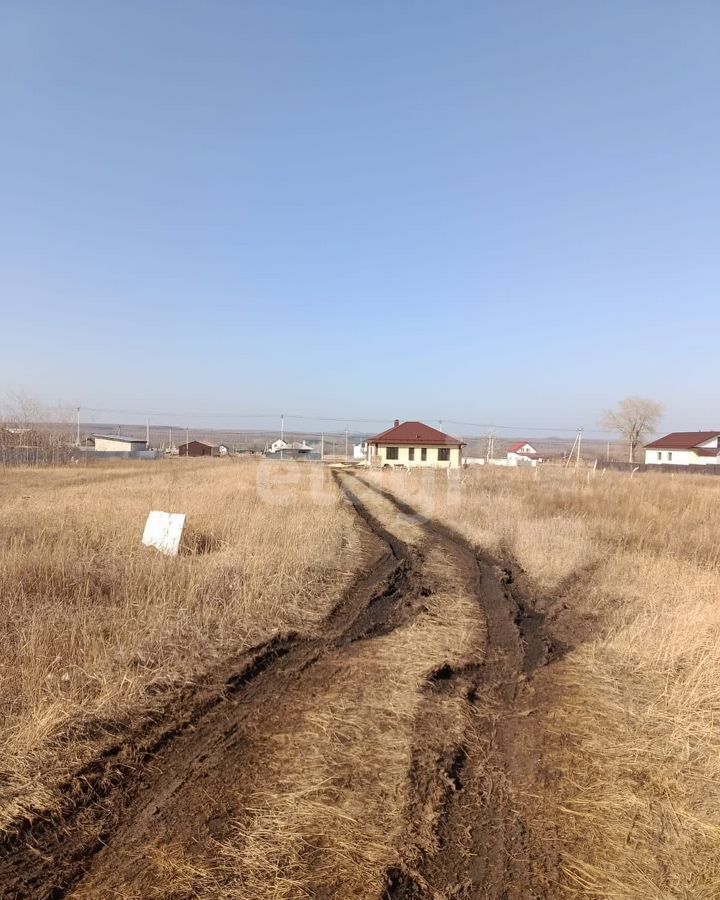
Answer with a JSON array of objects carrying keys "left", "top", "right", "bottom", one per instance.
[
  {"left": 367, "top": 465, "right": 720, "bottom": 898},
  {"left": 116, "top": 472, "right": 485, "bottom": 900},
  {"left": 0, "top": 458, "right": 357, "bottom": 831}
]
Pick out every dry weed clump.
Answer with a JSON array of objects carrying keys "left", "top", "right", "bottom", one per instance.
[
  {"left": 367, "top": 464, "right": 720, "bottom": 897},
  {"left": 0, "top": 458, "right": 356, "bottom": 831}
]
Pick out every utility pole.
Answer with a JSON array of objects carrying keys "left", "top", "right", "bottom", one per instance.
[
  {"left": 169, "top": 426, "right": 172, "bottom": 453},
  {"left": 576, "top": 427, "right": 583, "bottom": 470},
  {"left": 76, "top": 407, "right": 81, "bottom": 446},
  {"left": 281, "top": 413, "right": 284, "bottom": 442},
  {"left": 146, "top": 418, "right": 150, "bottom": 449},
  {"left": 565, "top": 431, "right": 578, "bottom": 468},
  {"left": 566, "top": 427, "right": 583, "bottom": 470},
  {"left": 486, "top": 426, "right": 494, "bottom": 463},
  {"left": 606, "top": 440, "right": 610, "bottom": 463}
]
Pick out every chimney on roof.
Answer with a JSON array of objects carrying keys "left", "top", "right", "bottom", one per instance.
[{"left": 394, "top": 419, "right": 400, "bottom": 427}]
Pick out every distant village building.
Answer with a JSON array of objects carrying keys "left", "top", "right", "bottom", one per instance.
[
  {"left": 93, "top": 434, "right": 148, "bottom": 453},
  {"left": 179, "top": 440, "right": 228, "bottom": 457},
  {"left": 353, "top": 441, "right": 368, "bottom": 460},
  {"left": 367, "top": 420, "right": 464, "bottom": 469},
  {"left": 644, "top": 432, "right": 720, "bottom": 466},
  {"left": 506, "top": 441, "right": 544, "bottom": 466},
  {"left": 269, "top": 438, "right": 290, "bottom": 453},
  {"left": 267, "top": 439, "right": 312, "bottom": 455}
]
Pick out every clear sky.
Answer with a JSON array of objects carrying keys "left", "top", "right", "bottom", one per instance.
[{"left": 2, "top": 1, "right": 719, "bottom": 435}]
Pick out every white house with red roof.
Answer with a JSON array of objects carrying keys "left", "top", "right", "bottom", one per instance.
[
  {"left": 366, "top": 420, "right": 465, "bottom": 468},
  {"left": 507, "top": 441, "right": 544, "bottom": 466},
  {"left": 644, "top": 432, "right": 720, "bottom": 465}
]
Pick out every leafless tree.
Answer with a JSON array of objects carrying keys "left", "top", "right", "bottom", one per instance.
[
  {"left": 0, "top": 391, "right": 73, "bottom": 465},
  {"left": 600, "top": 396, "right": 664, "bottom": 463}
]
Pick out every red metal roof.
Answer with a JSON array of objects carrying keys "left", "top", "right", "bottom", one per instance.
[
  {"left": 644, "top": 431, "right": 720, "bottom": 450},
  {"left": 508, "top": 440, "right": 534, "bottom": 453},
  {"left": 368, "top": 421, "right": 465, "bottom": 446}
]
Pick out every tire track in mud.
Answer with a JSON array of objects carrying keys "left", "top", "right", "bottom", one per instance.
[
  {"left": 0, "top": 469, "right": 567, "bottom": 899},
  {"left": 0, "top": 473, "right": 426, "bottom": 899},
  {"left": 355, "top": 474, "right": 566, "bottom": 900}
]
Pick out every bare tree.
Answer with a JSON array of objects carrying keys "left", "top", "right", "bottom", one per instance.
[
  {"left": 0, "top": 391, "right": 73, "bottom": 465},
  {"left": 600, "top": 396, "right": 664, "bottom": 463}
]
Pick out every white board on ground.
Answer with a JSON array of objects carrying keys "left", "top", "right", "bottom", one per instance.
[{"left": 142, "top": 511, "right": 187, "bottom": 556}]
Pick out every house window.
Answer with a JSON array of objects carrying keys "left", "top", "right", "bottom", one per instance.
[
  {"left": 657, "top": 452, "right": 662, "bottom": 461},
  {"left": 386, "top": 447, "right": 399, "bottom": 460},
  {"left": 438, "top": 448, "right": 450, "bottom": 462},
  {"left": 668, "top": 452, "right": 673, "bottom": 461},
  {"left": 408, "top": 448, "right": 415, "bottom": 461},
  {"left": 421, "top": 448, "right": 427, "bottom": 461}
]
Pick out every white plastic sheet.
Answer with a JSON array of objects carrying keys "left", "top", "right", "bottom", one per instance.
[{"left": 142, "top": 510, "right": 187, "bottom": 556}]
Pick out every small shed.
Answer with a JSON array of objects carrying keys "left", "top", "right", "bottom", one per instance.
[
  {"left": 93, "top": 434, "right": 148, "bottom": 453},
  {"left": 178, "top": 440, "right": 225, "bottom": 457}
]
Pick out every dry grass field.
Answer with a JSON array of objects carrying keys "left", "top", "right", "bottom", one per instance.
[
  {"left": 0, "top": 458, "right": 357, "bottom": 833},
  {"left": 3, "top": 457, "right": 720, "bottom": 898},
  {"left": 367, "top": 465, "right": 720, "bottom": 898}
]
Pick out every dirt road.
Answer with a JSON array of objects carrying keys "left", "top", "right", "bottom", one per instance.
[{"left": 0, "top": 471, "right": 571, "bottom": 898}]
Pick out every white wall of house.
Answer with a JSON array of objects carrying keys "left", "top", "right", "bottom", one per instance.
[
  {"left": 645, "top": 448, "right": 720, "bottom": 465},
  {"left": 697, "top": 436, "right": 720, "bottom": 449},
  {"left": 353, "top": 442, "right": 367, "bottom": 460},
  {"left": 511, "top": 443, "right": 535, "bottom": 456},
  {"left": 507, "top": 454, "right": 540, "bottom": 467},
  {"left": 370, "top": 444, "right": 462, "bottom": 468}
]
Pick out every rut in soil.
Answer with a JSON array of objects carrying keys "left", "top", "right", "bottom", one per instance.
[{"left": 0, "top": 469, "right": 566, "bottom": 900}]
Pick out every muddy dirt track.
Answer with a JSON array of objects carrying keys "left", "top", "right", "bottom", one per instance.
[{"left": 0, "top": 471, "right": 576, "bottom": 899}]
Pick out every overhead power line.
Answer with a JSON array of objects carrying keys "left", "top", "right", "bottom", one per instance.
[{"left": 79, "top": 406, "right": 618, "bottom": 436}]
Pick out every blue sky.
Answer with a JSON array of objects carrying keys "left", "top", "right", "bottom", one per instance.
[{"left": 2, "top": 1, "right": 719, "bottom": 435}]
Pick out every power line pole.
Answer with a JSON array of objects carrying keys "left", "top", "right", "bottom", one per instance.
[
  {"left": 565, "top": 431, "right": 578, "bottom": 468},
  {"left": 566, "top": 427, "right": 584, "bottom": 469},
  {"left": 76, "top": 406, "right": 81, "bottom": 446},
  {"left": 146, "top": 417, "right": 150, "bottom": 449},
  {"left": 485, "top": 426, "right": 494, "bottom": 463},
  {"left": 576, "top": 427, "right": 583, "bottom": 470}
]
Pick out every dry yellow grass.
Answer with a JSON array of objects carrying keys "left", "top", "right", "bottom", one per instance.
[
  {"left": 212, "top": 480, "right": 483, "bottom": 899},
  {"left": 367, "top": 464, "right": 720, "bottom": 898},
  {"left": 0, "top": 458, "right": 357, "bottom": 831},
  {"left": 143, "top": 472, "right": 484, "bottom": 900},
  {"left": 7, "top": 456, "right": 720, "bottom": 898},
  {"left": 63, "top": 468, "right": 484, "bottom": 900}
]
